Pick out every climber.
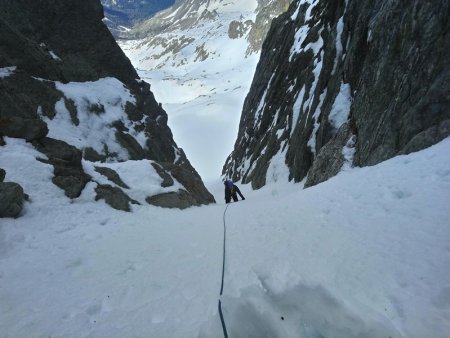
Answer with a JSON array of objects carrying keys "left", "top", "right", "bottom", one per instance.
[{"left": 224, "top": 180, "right": 245, "bottom": 203}]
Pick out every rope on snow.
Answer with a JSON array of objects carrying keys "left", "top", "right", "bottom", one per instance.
[{"left": 218, "top": 204, "right": 229, "bottom": 338}]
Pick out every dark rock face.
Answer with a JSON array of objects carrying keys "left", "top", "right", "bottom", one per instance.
[
  {"left": 0, "top": 182, "right": 26, "bottom": 218},
  {"left": 0, "top": 0, "right": 215, "bottom": 209},
  {"left": 223, "top": 0, "right": 450, "bottom": 189},
  {"left": 0, "top": 0, "right": 137, "bottom": 84},
  {"left": 346, "top": 1, "right": 450, "bottom": 167},
  {"left": 95, "top": 184, "right": 140, "bottom": 212}
]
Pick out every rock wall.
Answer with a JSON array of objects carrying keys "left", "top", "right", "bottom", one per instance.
[
  {"left": 0, "top": 0, "right": 215, "bottom": 215},
  {"left": 223, "top": 0, "right": 450, "bottom": 189}
]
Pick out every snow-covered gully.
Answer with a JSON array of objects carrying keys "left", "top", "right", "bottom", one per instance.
[{"left": 1, "top": 137, "right": 450, "bottom": 337}]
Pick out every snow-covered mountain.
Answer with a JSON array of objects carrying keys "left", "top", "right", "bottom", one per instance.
[
  {"left": 100, "top": 0, "right": 176, "bottom": 38},
  {"left": 125, "top": 0, "right": 291, "bottom": 66},
  {"left": 119, "top": 0, "right": 291, "bottom": 181},
  {"left": 223, "top": 0, "right": 450, "bottom": 189}
]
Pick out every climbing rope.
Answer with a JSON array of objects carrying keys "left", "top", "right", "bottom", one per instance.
[{"left": 218, "top": 204, "right": 229, "bottom": 338}]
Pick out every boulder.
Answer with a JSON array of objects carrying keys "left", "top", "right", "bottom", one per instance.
[
  {"left": 52, "top": 176, "right": 89, "bottom": 199},
  {"left": 95, "top": 184, "right": 139, "bottom": 212},
  {"left": 0, "top": 168, "right": 5, "bottom": 182},
  {"left": 146, "top": 189, "right": 197, "bottom": 210},
  {"left": 0, "top": 182, "right": 25, "bottom": 218}
]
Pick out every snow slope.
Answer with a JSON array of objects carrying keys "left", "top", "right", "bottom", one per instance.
[{"left": 1, "top": 137, "right": 450, "bottom": 337}]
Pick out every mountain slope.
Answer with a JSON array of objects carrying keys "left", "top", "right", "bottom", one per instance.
[
  {"left": 0, "top": 0, "right": 215, "bottom": 215},
  {"left": 123, "top": 0, "right": 291, "bottom": 67},
  {"left": 101, "top": 0, "right": 176, "bottom": 38},
  {"left": 119, "top": 0, "right": 291, "bottom": 180},
  {"left": 223, "top": 0, "right": 450, "bottom": 188}
]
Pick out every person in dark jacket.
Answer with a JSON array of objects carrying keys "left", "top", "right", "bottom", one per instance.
[{"left": 224, "top": 180, "right": 245, "bottom": 203}]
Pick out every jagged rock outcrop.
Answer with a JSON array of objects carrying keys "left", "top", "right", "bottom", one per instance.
[
  {"left": 0, "top": 0, "right": 215, "bottom": 212},
  {"left": 223, "top": 0, "right": 450, "bottom": 189}
]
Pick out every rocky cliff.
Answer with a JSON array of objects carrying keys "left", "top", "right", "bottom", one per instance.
[
  {"left": 223, "top": 0, "right": 450, "bottom": 189},
  {"left": 0, "top": 0, "right": 215, "bottom": 217}
]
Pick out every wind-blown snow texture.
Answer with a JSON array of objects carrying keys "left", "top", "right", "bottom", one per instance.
[{"left": 1, "top": 135, "right": 449, "bottom": 337}]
